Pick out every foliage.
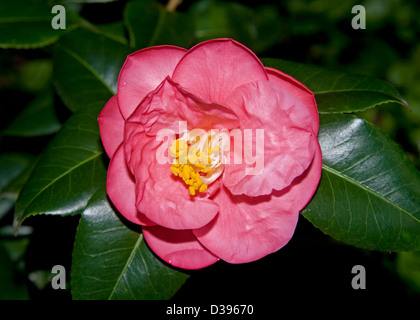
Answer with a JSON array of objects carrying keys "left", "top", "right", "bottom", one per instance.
[{"left": 0, "top": 0, "right": 419, "bottom": 302}]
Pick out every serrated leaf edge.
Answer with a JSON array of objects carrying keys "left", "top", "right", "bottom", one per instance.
[{"left": 14, "top": 151, "right": 103, "bottom": 230}]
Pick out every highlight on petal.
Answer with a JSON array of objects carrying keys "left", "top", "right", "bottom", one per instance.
[
  {"left": 98, "top": 95, "right": 124, "bottom": 158},
  {"left": 117, "top": 45, "right": 187, "bottom": 119},
  {"left": 223, "top": 80, "right": 316, "bottom": 197},
  {"left": 194, "top": 187, "right": 299, "bottom": 264},
  {"left": 172, "top": 39, "right": 268, "bottom": 105},
  {"left": 106, "top": 144, "right": 156, "bottom": 226},
  {"left": 142, "top": 226, "right": 219, "bottom": 270},
  {"left": 266, "top": 67, "right": 319, "bottom": 135}
]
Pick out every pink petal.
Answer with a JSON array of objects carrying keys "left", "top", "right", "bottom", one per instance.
[
  {"left": 142, "top": 226, "right": 219, "bottom": 270},
  {"left": 223, "top": 80, "right": 316, "bottom": 197},
  {"left": 291, "top": 136, "right": 322, "bottom": 211},
  {"left": 126, "top": 77, "right": 239, "bottom": 137},
  {"left": 123, "top": 127, "right": 220, "bottom": 230},
  {"left": 194, "top": 186, "right": 299, "bottom": 264},
  {"left": 172, "top": 39, "right": 268, "bottom": 105},
  {"left": 106, "top": 144, "right": 156, "bottom": 226},
  {"left": 266, "top": 67, "right": 319, "bottom": 135},
  {"left": 122, "top": 78, "right": 238, "bottom": 229},
  {"left": 98, "top": 95, "right": 124, "bottom": 158},
  {"left": 117, "top": 45, "right": 187, "bottom": 119},
  {"left": 260, "top": 136, "right": 321, "bottom": 211}
]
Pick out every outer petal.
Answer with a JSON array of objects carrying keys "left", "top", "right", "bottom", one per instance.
[
  {"left": 223, "top": 80, "right": 316, "bottom": 197},
  {"left": 172, "top": 39, "right": 268, "bottom": 105},
  {"left": 117, "top": 45, "right": 187, "bottom": 119},
  {"left": 106, "top": 144, "right": 156, "bottom": 226},
  {"left": 142, "top": 226, "right": 219, "bottom": 270},
  {"left": 194, "top": 186, "right": 299, "bottom": 264},
  {"left": 98, "top": 95, "right": 124, "bottom": 158},
  {"left": 266, "top": 67, "right": 319, "bottom": 135},
  {"left": 292, "top": 136, "right": 322, "bottom": 211}
]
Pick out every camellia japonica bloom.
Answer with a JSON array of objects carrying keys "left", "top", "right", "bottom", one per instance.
[{"left": 98, "top": 39, "right": 322, "bottom": 270}]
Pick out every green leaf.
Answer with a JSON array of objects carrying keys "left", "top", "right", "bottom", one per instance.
[
  {"left": 0, "top": 0, "right": 83, "bottom": 49},
  {"left": 189, "top": 0, "right": 250, "bottom": 41},
  {"left": 14, "top": 105, "right": 106, "bottom": 228},
  {"left": 2, "top": 90, "right": 61, "bottom": 137},
  {"left": 71, "top": 187, "right": 189, "bottom": 300},
  {"left": 27, "top": 270, "right": 55, "bottom": 291},
  {"left": 53, "top": 28, "right": 131, "bottom": 112},
  {"left": 124, "top": 0, "right": 195, "bottom": 49},
  {"left": 302, "top": 114, "right": 420, "bottom": 251},
  {"left": 18, "top": 59, "right": 53, "bottom": 93},
  {"left": 261, "top": 58, "right": 409, "bottom": 113},
  {"left": 95, "top": 21, "right": 128, "bottom": 45},
  {"left": 396, "top": 251, "right": 420, "bottom": 293},
  {"left": 0, "top": 153, "right": 36, "bottom": 221},
  {"left": 0, "top": 246, "right": 28, "bottom": 300},
  {"left": 0, "top": 153, "right": 34, "bottom": 195},
  {"left": 0, "top": 226, "right": 32, "bottom": 262},
  {"left": 189, "top": 0, "right": 283, "bottom": 54}
]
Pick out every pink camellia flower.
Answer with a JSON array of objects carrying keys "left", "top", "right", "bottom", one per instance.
[{"left": 98, "top": 39, "right": 322, "bottom": 270}]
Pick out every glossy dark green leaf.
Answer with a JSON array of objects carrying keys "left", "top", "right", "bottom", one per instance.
[
  {"left": 0, "top": 0, "right": 83, "bottom": 49},
  {"left": 189, "top": 0, "right": 250, "bottom": 41},
  {"left": 14, "top": 105, "right": 106, "bottom": 228},
  {"left": 302, "top": 114, "right": 420, "bottom": 251},
  {"left": 124, "top": 0, "right": 195, "bottom": 49},
  {"left": 0, "top": 153, "right": 36, "bottom": 221},
  {"left": 2, "top": 90, "right": 61, "bottom": 137},
  {"left": 53, "top": 28, "right": 131, "bottom": 112},
  {"left": 262, "top": 58, "right": 409, "bottom": 113},
  {"left": 0, "top": 154, "right": 33, "bottom": 194},
  {"left": 71, "top": 187, "right": 189, "bottom": 300},
  {"left": 95, "top": 21, "right": 128, "bottom": 45},
  {"left": 189, "top": 0, "right": 283, "bottom": 53}
]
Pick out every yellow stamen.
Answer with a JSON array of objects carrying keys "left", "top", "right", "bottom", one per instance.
[
  {"left": 183, "top": 165, "right": 193, "bottom": 180},
  {"left": 188, "top": 148, "right": 199, "bottom": 164},
  {"left": 169, "top": 131, "right": 225, "bottom": 196},
  {"left": 170, "top": 166, "right": 179, "bottom": 176},
  {"left": 201, "top": 167, "right": 212, "bottom": 173},
  {"left": 189, "top": 186, "right": 196, "bottom": 196}
]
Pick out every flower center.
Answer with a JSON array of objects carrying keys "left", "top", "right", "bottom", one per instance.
[{"left": 169, "top": 130, "right": 229, "bottom": 196}]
